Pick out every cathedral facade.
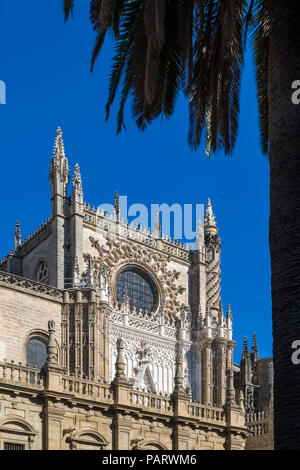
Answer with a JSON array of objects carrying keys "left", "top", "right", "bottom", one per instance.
[{"left": 0, "top": 128, "right": 273, "bottom": 450}]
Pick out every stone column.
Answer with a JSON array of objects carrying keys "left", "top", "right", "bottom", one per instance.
[
  {"left": 88, "top": 289, "right": 97, "bottom": 380},
  {"left": 201, "top": 339, "right": 212, "bottom": 405},
  {"left": 42, "top": 320, "right": 66, "bottom": 450},
  {"left": 216, "top": 339, "right": 227, "bottom": 406},
  {"left": 224, "top": 368, "right": 247, "bottom": 450},
  {"left": 171, "top": 355, "right": 191, "bottom": 450},
  {"left": 61, "top": 291, "right": 70, "bottom": 372},
  {"left": 112, "top": 338, "right": 134, "bottom": 450},
  {"left": 74, "top": 290, "right": 83, "bottom": 377}
]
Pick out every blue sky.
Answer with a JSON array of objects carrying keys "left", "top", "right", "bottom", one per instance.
[{"left": 0, "top": 1, "right": 271, "bottom": 362}]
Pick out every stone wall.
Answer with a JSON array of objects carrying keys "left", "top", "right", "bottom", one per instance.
[{"left": 0, "top": 280, "right": 62, "bottom": 364}]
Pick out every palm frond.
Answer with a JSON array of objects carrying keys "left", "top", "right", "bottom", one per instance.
[
  {"left": 251, "top": 0, "right": 270, "bottom": 155},
  {"left": 63, "top": 0, "right": 268, "bottom": 158},
  {"left": 105, "top": 0, "right": 143, "bottom": 121},
  {"left": 89, "top": 0, "right": 127, "bottom": 70},
  {"left": 188, "top": 0, "right": 219, "bottom": 151},
  {"left": 178, "top": 0, "right": 194, "bottom": 94},
  {"left": 64, "top": 0, "right": 75, "bottom": 22},
  {"left": 111, "top": 0, "right": 127, "bottom": 39},
  {"left": 91, "top": 29, "right": 107, "bottom": 72}
]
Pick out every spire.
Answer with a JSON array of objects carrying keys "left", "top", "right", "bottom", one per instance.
[
  {"left": 251, "top": 332, "right": 258, "bottom": 353},
  {"left": 205, "top": 198, "right": 221, "bottom": 313},
  {"left": 114, "top": 191, "right": 120, "bottom": 221},
  {"left": 49, "top": 127, "right": 69, "bottom": 184},
  {"left": 204, "top": 197, "right": 217, "bottom": 230},
  {"left": 242, "top": 336, "right": 249, "bottom": 358},
  {"left": 227, "top": 304, "right": 232, "bottom": 319},
  {"left": 49, "top": 127, "right": 70, "bottom": 216},
  {"left": 226, "top": 304, "right": 233, "bottom": 338},
  {"left": 250, "top": 332, "right": 259, "bottom": 369},
  {"left": 153, "top": 208, "right": 161, "bottom": 239},
  {"left": 14, "top": 220, "right": 21, "bottom": 249},
  {"left": 218, "top": 300, "right": 224, "bottom": 326}
]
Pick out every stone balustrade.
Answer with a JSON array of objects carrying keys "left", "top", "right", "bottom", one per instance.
[
  {"left": 0, "top": 271, "right": 64, "bottom": 301},
  {"left": 61, "top": 375, "right": 112, "bottom": 402},
  {"left": 188, "top": 402, "right": 226, "bottom": 424},
  {"left": 0, "top": 361, "right": 43, "bottom": 389},
  {"left": 129, "top": 390, "right": 173, "bottom": 414},
  {"left": 0, "top": 359, "right": 242, "bottom": 433},
  {"left": 246, "top": 411, "right": 271, "bottom": 436}
]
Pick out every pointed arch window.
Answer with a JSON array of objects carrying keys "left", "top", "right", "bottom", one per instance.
[{"left": 36, "top": 261, "right": 49, "bottom": 284}]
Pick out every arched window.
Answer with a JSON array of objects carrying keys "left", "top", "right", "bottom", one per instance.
[
  {"left": 36, "top": 261, "right": 49, "bottom": 284},
  {"left": 26, "top": 337, "right": 47, "bottom": 369},
  {"left": 116, "top": 265, "right": 159, "bottom": 314}
]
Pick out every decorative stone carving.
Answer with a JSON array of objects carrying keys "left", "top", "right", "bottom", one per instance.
[
  {"left": 86, "top": 236, "right": 186, "bottom": 318},
  {"left": 46, "top": 319, "right": 58, "bottom": 365}
]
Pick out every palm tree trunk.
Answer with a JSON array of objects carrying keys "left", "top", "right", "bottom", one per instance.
[{"left": 268, "top": 0, "right": 300, "bottom": 450}]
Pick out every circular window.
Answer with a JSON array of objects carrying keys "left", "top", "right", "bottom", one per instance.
[
  {"left": 116, "top": 266, "right": 159, "bottom": 314},
  {"left": 37, "top": 262, "right": 49, "bottom": 284}
]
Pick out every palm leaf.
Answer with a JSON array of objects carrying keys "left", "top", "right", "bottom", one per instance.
[
  {"left": 63, "top": 0, "right": 267, "bottom": 158},
  {"left": 251, "top": 0, "right": 269, "bottom": 155},
  {"left": 64, "top": 0, "right": 75, "bottom": 22}
]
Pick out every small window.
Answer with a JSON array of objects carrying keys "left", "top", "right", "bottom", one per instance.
[
  {"left": 26, "top": 337, "right": 47, "bottom": 369},
  {"left": 4, "top": 443, "right": 25, "bottom": 450},
  {"left": 36, "top": 261, "right": 49, "bottom": 284}
]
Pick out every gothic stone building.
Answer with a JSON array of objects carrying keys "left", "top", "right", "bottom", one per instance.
[{"left": 0, "top": 128, "right": 273, "bottom": 450}]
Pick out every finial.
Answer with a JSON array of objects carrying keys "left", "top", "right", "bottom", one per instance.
[
  {"left": 115, "top": 338, "right": 126, "bottom": 379},
  {"left": 122, "top": 287, "right": 130, "bottom": 311},
  {"left": 226, "top": 368, "right": 236, "bottom": 405},
  {"left": 49, "top": 126, "right": 69, "bottom": 184},
  {"left": 99, "top": 261, "right": 107, "bottom": 287},
  {"left": 114, "top": 191, "right": 120, "bottom": 221},
  {"left": 46, "top": 320, "right": 58, "bottom": 365},
  {"left": 72, "top": 163, "right": 83, "bottom": 193},
  {"left": 53, "top": 126, "right": 65, "bottom": 158},
  {"left": 242, "top": 336, "right": 249, "bottom": 357},
  {"left": 73, "top": 257, "right": 80, "bottom": 287},
  {"left": 239, "top": 389, "right": 245, "bottom": 411},
  {"left": 14, "top": 220, "right": 22, "bottom": 249},
  {"left": 251, "top": 332, "right": 259, "bottom": 363},
  {"left": 174, "top": 354, "right": 184, "bottom": 392},
  {"left": 85, "top": 256, "right": 92, "bottom": 286},
  {"left": 158, "top": 301, "right": 164, "bottom": 321},
  {"left": 227, "top": 304, "right": 232, "bottom": 319},
  {"left": 218, "top": 300, "right": 224, "bottom": 325},
  {"left": 204, "top": 197, "right": 217, "bottom": 230},
  {"left": 153, "top": 208, "right": 161, "bottom": 238}
]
